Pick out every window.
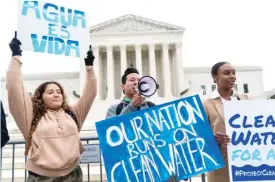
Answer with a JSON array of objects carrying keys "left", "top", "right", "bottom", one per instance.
[
  {"left": 234, "top": 84, "right": 238, "bottom": 91},
  {"left": 211, "top": 84, "right": 216, "bottom": 91},
  {"left": 201, "top": 85, "right": 206, "bottom": 95},
  {"left": 243, "top": 83, "right": 249, "bottom": 93}
]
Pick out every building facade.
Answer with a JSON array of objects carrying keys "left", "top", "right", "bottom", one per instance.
[
  {"left": 1, "top": 14, "right": 266, "bottom": 182},
  {"left": 182, "top": 66, "right": 265, "bottom": 99},
  {"left": 1, "top": 66, "right": 265, "bottom": 134},
  {"left": 85, "top": 14, "right": 186, "bottom": 100},
  {"left": 0, "top": 14, "right": 265, "bottom": 135}
]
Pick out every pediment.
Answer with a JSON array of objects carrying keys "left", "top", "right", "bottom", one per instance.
[{"left": 90, "top": 14, "right": 185, "bottom": 34}]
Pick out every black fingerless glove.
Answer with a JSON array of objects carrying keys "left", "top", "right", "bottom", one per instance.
[
  {"left": 84, "top": 45, "right": 95, "bottom": 66},
  {"left": 9, "top": 31, "right": 22, "bottom": 57}
]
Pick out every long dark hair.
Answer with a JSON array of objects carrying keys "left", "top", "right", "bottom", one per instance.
[{"left": 31, "top": 81, "right": 71, "bottom": 123}]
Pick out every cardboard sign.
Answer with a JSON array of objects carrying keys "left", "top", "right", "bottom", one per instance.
[
  {"left": 96, "top": 95, "right": 225, "bottom": 182},
  {"left": 225, "top": 100, "right": 275, "bottom": 182},
  {"left": 17, "top": 0, "right": 89, "bottom": 58}
]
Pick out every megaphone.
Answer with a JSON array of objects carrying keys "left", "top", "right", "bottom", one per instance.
[{"left": 136, "top": 76, "right": 159, "bottom": 97}]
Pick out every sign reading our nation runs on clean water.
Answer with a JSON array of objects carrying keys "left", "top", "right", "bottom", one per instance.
[
  {"left": 225, "top": 100, "right": 275, "bottom": 182},
  {"left": 96, "top": 95, "right": 225, "bottom": 182},
  {"left": 17, "top": 0, "right": 89, "bottom": 58}
]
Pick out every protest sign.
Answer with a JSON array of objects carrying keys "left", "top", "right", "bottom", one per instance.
[
  {"left": 96, "top": 94, "right": 225, "bottom": 182},
  {"left": 225, "top": 100, "right": 275, "bottom": 182},
  {"left": 17, "top": 0, "right": 89, "bottom": 58}
]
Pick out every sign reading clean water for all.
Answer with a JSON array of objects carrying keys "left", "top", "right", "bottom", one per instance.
[
  {"left": 17, "top": 0, "right": 89, "bottom": 58},
  {"left": 225, "top": 100, "right": 275, "bottom": 182},
  {"left": 96, "top": 95, "right": 225, "bottom": 182}
]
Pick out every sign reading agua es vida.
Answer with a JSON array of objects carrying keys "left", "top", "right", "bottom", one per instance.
[
  {"left": 17, "top": 0, "right": 89, "bottom": 58},
  {"left": 96, "top": 95, "right": 225, "bottom": 182},
  {"left": 225, "top": 100, "right": 275, "bottom": 182}
]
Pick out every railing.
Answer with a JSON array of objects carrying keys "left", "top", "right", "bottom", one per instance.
[{"left": 1, "top": 137, "right": 207, "bottom": 182}]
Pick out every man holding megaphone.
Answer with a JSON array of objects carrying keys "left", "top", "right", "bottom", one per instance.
[
  {"left": 105, "top": 68, "right": 157, "bottom": 117},
  {"left": 105, "top": 68, "right": 188, "bottom": 181}
]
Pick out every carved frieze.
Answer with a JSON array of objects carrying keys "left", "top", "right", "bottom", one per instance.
[{"left": 91, "top": 18, "right": 178, "bottom": 33}]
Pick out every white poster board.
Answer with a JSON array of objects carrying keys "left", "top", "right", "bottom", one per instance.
[
  {"left": 225, "top": 100, "right": 275, "bottom": 182},
  {"left": 17, "top": 0, "right": 89, "bottom": 58}
]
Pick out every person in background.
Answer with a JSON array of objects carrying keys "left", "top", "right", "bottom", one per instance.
[
  {"left": 6, "top": 31, "right": 97, "bottom": 181},
  {"left": 105, "top": 67, "right": 188, "bottom": 182},
  {"left": 1, "top": 100, "right": 10, "bottom": 179},
  {"left": 1, "top": 100, "right": 10, "bottom": 148},
  {"left": 203, "top": 61, "right": 250, "bottom": 182}
]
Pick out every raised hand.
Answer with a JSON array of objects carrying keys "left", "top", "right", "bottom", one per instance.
[
  {"left": 9, "top": 31, "right": 22, "bottom": 56},
  {"left": 84, "top": 45, "right": 95, "bottom": 66},
  {"left": 131, "top": 93, "right": 144, "bottom": 107}
]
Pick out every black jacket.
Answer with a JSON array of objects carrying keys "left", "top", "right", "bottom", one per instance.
[{"left": 1, "top": 101, "right": 10, "bottom": 148}]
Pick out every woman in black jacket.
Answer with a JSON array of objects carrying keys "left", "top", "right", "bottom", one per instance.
[{"left": 1, "top": 100, "right": 10, "bottom": 148}]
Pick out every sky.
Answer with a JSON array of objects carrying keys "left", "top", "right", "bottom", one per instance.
[{"left": 1, "top": 0, "right": 275, "bottom": 90}]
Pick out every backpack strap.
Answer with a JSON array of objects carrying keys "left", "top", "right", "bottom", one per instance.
[
  {"left": 116, "top": 102, "right": 125, "bottom": 115},
  {"left": 65, "top": 110, "right": 79, "bottom": 131},
  {"left": 24, "top": 110, "right": 79, "bottom": 156},
  {"left": 147, "top": 101, "right": 156, "bottom": 107}
]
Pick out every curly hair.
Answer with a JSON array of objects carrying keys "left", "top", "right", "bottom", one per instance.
[{"left": 31, "top": 81, "right": 71, "bottom": 123}]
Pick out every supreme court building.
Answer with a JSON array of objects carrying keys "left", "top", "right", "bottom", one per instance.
[
  {"left": 1, "top": 14, "right": 187, "bottom": 136},
  {"left": 83, "top": 14, "right": 186, "bottom": 101},
  {"left": 1, "top": 14, "right": 265, "bottom": 134}
]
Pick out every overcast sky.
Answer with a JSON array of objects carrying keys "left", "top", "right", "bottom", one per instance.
[{"left": 1, "top": 0, "right": 275, "bottom": 90}]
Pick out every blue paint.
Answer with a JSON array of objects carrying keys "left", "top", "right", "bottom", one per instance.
[
  {"left": 43, "top": 3, "right": 58, "bottom": 23},
  {"left": 60, "top": 26, "right": 70, "bottom": 39},
  {"left": 48, "top": 23, "right": 58, "bottom": 37},
  {"left": 266, "top": 149, "right": 275, "bottom": 160},
  {"left": 232, "top": 164, "right": 275, "bottom": 181},
  {"left": 21, "top": 1, "right": 87, "bottom": 28},
  {"left": 96, "top": 95, "right": 225, "bottom": 182},
  {"left": 21, "top": 1, "right": 41, "bottom": 19},
  {"left": 31, "top": 34, "right": 80, "bottom": 57},
  {"left": 60, "top": 7, "right": 72, "bottom": 27}
]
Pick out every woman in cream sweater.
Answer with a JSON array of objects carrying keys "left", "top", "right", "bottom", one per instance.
[
  {"left": 7, "top": 32, "right": 97, "bottom": 181},
  {"left": 203, "top": 62, "right": 249, "bottom": 182}
]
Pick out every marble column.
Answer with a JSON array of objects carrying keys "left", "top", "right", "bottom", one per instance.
[
  {"left": 135, "top": 44, "right": 142, "bottom": 75},
  {"left": 162, "top": 43, "right": 172, "bottom": 97},
  {"left": 148, "top": 43, "right": 158, "bottom": 97},
  {"left": 120, "top": 45, "right": 127, "bottom": 77},
  {"left": 120, "top": 45, "right": 127, "bottom": 97},
  {"left": 79, "top": 55, "right": 86, "bottom": 93},
  {"left": 148, "top": 43, "right": 157, "bottom": 79},
  {"left": 107, "top": 45, "right": 114, "bottom": 99},
  {"left": 175, "top": 42, "right": 183, "bottom": 97},
  {"left": 93, "top": 45, "right": 100, "bottom": 99}
]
